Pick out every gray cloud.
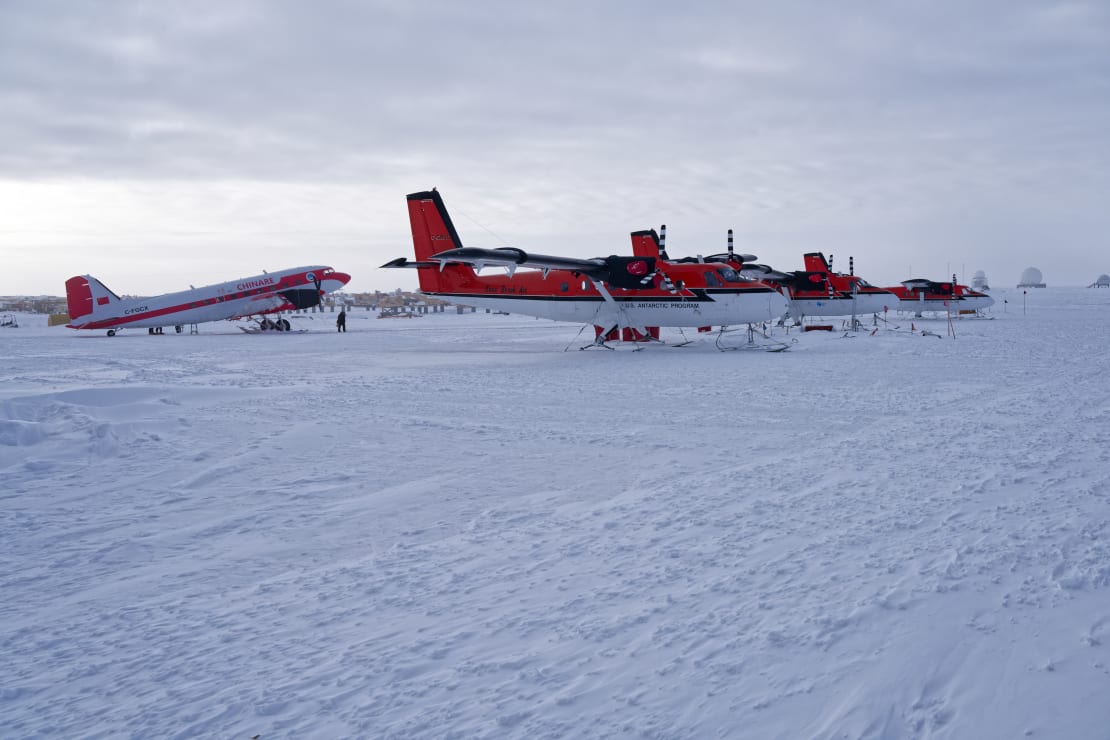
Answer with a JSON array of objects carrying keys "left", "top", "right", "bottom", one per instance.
[{"left": 2, "top": 0, "right": 1109, "bottom": 293}]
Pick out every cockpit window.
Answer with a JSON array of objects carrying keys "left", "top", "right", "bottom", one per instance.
[
  {"left": 704, "top": 271, "right": 723, "bottom": 287},
  {"left": 716, "top": 267, "right": 747, "bottom": 283}
]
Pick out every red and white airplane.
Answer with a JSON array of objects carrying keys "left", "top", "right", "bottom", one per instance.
[
  {"left": 383, "top": 189, "right": 788, "bottom": 342},
  {"left": 65, "top": 266, "right": 351, "bottom": 336},
  {"left": 770, "top": 252, "right": 897, "bottom": 319},
  {"left": 884, "top": 277, "right": 995, "bottom": 316}
]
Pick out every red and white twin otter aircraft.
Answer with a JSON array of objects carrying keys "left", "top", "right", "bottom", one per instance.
[
  {"left": 886, "top": 278, "right": 994, "bottom": 316},
  {"left": 385, "top": 189, "right": 789, "bottom": 342},
  {"left": 66, "top": 267, "right": 350, "bottom": 336}
]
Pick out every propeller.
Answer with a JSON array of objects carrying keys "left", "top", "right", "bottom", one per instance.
[
  {"left": 700, "top": 229, "right": 760, "bottom": 265},
  {"left": 704, "top": 252, "right": 759, "bottom": 265}
]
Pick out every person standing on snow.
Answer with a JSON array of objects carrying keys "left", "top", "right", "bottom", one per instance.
[{"left": 336, "top": 309, "right": 346, "bottom": 332}]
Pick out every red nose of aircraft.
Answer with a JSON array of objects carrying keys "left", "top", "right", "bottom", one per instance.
[{"left": 322, "top": 271, "right": 352, "bottom": 290}]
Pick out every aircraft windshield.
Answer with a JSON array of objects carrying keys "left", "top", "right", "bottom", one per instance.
[{"left": 716, "top": 267, "right": 749, "bottom": 283}]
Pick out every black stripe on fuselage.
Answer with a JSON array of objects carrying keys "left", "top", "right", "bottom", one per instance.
[{"left": 426, "top": 287, "right": 775, "bottom": 303}]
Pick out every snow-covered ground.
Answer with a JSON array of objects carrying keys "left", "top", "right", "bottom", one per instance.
[{"left": 3, "top": 289, "right": 1110, "bottom": 739}]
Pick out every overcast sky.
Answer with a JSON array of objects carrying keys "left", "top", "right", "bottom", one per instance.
[{"left": 2, "top": 0, "right": 1109, "bottom": 296}]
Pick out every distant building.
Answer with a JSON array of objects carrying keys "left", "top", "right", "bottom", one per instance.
[
  {"left": 1089, "top": 274, "right": 1110, "bottom": 288},
  {"left": 1017, "top": 267, "right": 1046, "bottom": 288},
  {"left": 971, "top": 270, "right": 990, "bottom": 291}
]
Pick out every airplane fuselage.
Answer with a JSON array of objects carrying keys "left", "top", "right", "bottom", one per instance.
[
  {"left": 886, "top": 282, "right": 995, "bottom": 315},
  {"left": 785, "top": 286, "right": 897, "bottom": 318},
  {"left": 424, "top": 266, "right": 789, "bottom": 328}
]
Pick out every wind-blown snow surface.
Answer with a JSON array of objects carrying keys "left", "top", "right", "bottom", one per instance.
[{"left": 3, "top": 291, "right": 1110, "bottom": 739}]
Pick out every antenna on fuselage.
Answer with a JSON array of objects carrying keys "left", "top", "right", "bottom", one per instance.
[{"left": 659, "top": 224, "right": 670, "bottom": 260}]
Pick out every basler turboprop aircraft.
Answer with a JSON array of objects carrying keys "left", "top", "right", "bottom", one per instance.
[
  {"left": 382, "top": 190, "right": 788, "bottom": 344},
  {"left": 65, "top": 266, "right": 351, "bottom": 336},
  {"left": 884, "top": 277, "right": 995, "bottom": 317}
]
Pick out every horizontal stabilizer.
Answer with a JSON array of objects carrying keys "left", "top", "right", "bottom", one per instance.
[{"left": 381, "top": 257, "right": 442, "bottom": 269}]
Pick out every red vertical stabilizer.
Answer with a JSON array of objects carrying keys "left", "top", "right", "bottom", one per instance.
[
  {"left": 803, "top": 252, "right": 833, "bottom": 273},
  {"left": 406, "top": 190, "right": 480, "bottom": 294},
  {"left": 65, "top": 276, "right": 94, "bottom": 319}
]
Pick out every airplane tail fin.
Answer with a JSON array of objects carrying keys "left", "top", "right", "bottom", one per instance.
[
  {"left": 803, "top": 252, "right": 833, "bottom": 273},
  {"left": 630, "top": 229, "right": 663, "bottom": 259},
  {"left": 404, "top": 189, "right": 479, "bottom": 294},
  {"left": 65, "top": 275, "right": 121, "bottom": 323}
]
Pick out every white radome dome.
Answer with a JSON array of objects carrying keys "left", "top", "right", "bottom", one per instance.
[{"left": 1020, "top": 267, "right": 1043, "bottom": 285}]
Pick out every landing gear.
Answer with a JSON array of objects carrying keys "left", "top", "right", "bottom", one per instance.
[
  {"left": 175, "top": 325, "right": 183, "bottom": 333},
  {"left": 107, "top": 329, "right": 116, "bottom": 337}
]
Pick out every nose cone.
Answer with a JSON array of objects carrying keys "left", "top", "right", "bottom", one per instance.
[
  {"left": 768, "top": 285, "right": 790, "bottom": 317},
  {"left": 325, "top": 271, "right": 352, "bottom": 290},
  {"left": 855, "top": 289, "right": 899, "bottom": 315}
]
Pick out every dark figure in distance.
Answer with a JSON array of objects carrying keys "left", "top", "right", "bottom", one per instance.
[{"left": 337, "top": 309, "right": 346, "bottom": 332}]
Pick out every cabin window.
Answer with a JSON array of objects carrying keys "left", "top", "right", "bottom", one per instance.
[
  {"left": 581, "top": 280, "right": 588, "bottom": 291},
  {"left": 560, "top": 282, "right": 569, "bottom": 292},
  {"left": 703, "top": 271, "right": 723, "bottom": 287}
]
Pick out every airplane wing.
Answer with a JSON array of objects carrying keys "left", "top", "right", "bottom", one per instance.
[
  {"left": 431, "top": 247, "right": 607, "bottom": 274},
  {"left": 381, "top": 248, "right": 600, "bottom": 273},
  {"left": 426, "top": 247, "right": 659, "bottom": 290},
  {"left": 740, "top": 264, "right": 795, "bottom": 283},
  {"left": 222, "top": 293, "right": 291, "bottom": 320}
]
